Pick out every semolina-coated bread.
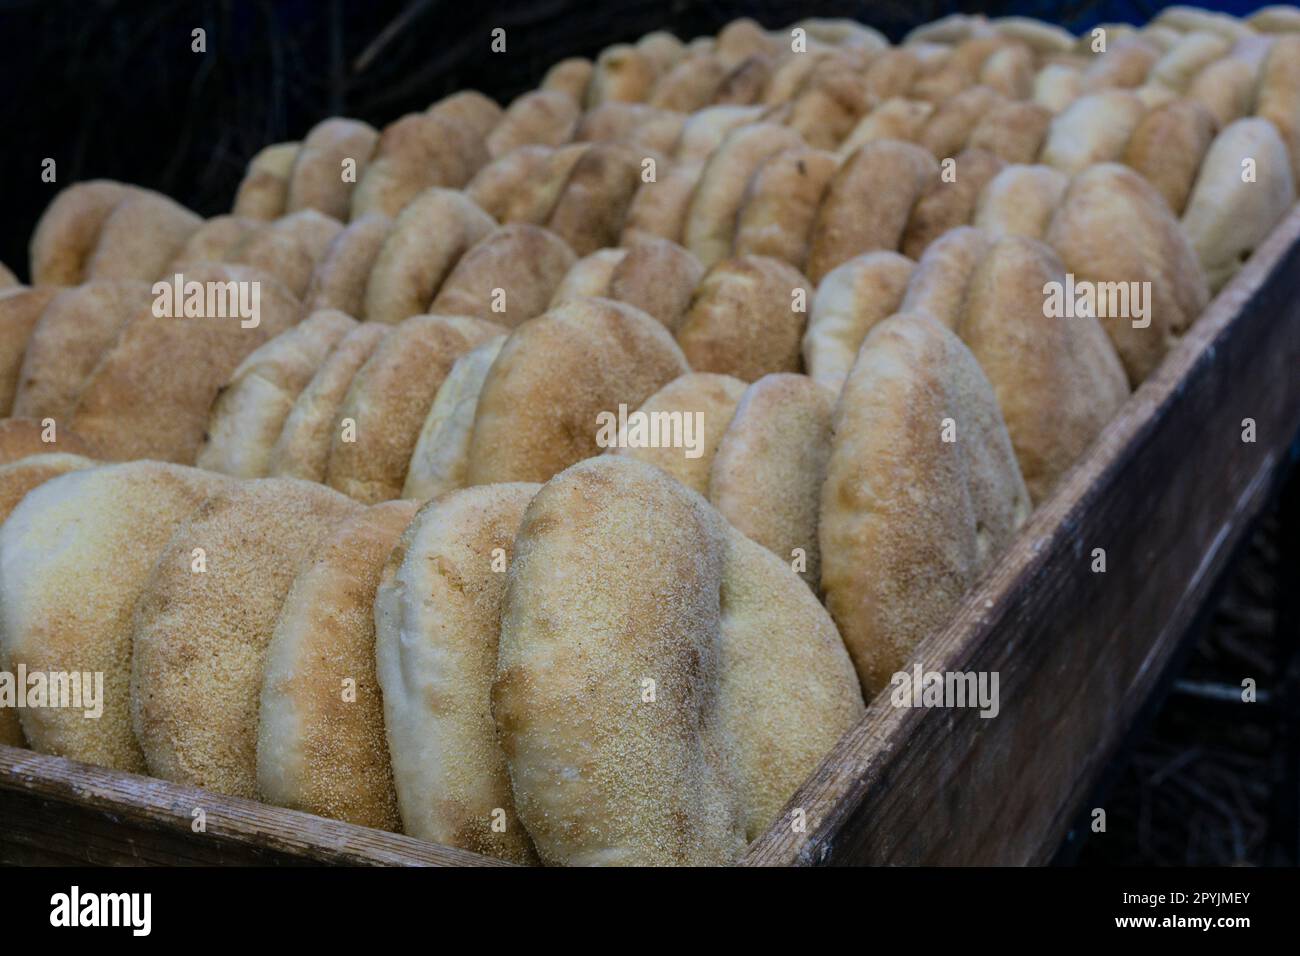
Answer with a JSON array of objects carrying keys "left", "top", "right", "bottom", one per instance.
[
  {"left": 0, "top": 417, "right": 95, "bottom": 464},
  {"left": 1040, "top": 91, "right": 1147, "bottom": 174},
  {"left": 402, "top": 335, "right": 505, "bottom": 501},
  {"left": 487, "top": 90, "right": 581, "bottom": 158},
  {"left": 966, "top": 100, "right": 1053, "bottom": 164},
  {"left": 1122, "top": 99, "right": 1217, "bottom": 216},
  {"left": 493, "top": 455, "right": 864, "bottom": 864},
  {"left": 898, "top": 225, "right": 993, "bottom": 328},
  {"left": 807, "top": 140, "right": 938, "bottom": 283},
  {"left": 709, "top": 373, "right": 835, "bottom": 588},
  {"left": 972, "top": 164, "right": 1069, "bottom": 240},
  {"left": 611, "top": 372, "right": 747, "bottom": 494},
  {"left": 1182, "top": 118, "right": 1297, "bottom": 292},
  {"left": 257, "top": 499, "right": 418, "bottom": 830},
  {"left": 29, "top": 180, "right": 138, "bottom": 286},
  {"left": 734, "top": 146, "right": 840, "bottom": 270},
  {"left": 820, "top": 312, "right": 1030, "bottom": 694},
  {"left": 12, "top": 280, "right": 152, "bottom": 423},
  {"left": 1148, "top": 30, "right": 1231, "bottom": 92},
  {"left": 286, "top": 118, "right": 379, "bottom": 220},
  {"left": 374, "top": 484, "right": 541, "bottom": 862},
  {"left": 130, "top": 478, "right": 362, "bottom": 797},
  {"left": 1255, "top": 35, "right": 1300, "bottom": 188},
  {"left": 901, "top": 148, "right": 1005, "bottom": 260},
  {"left": 427, "top": 90, "right": 503, "bottom": 142},
  {"left": 196, "top": 310, "right": 357, "bottom": 478},
  {"left": 85, "top": 192, "right": 202, "bottom": 283},
  {"left": 676, "top": 255, "right": 810, "bottom": 382},
  {"left": 1080, "top": 37, "right": 1160, "bottom": 90},
  {"left": 587, "top": 44, "right": 659, "bottom": 107},
  {"left": 573, "top": 102, "right": 686, "bottom": 155},
  {"left": 649, "top": 51, "right": 727, "bottom": 111},
  {"left": 232, "top": 142, "right": 299, "bottom": 220},
  {"left": 302, "top": 213, "right": 393, "bottom": 319},
  {"left": 549, "top": 249, "right": 626, "bottom": 306},
  {"left": 0, "top": 287, "right": 60, "bottom": 415},
  {"left": 785, "top": 58, "right": 874, "bottom": 150},
  {"left": 684, "top": 123, "right": 805, "bottom": 268},
  {"left": 325, "top": 314, "right": 503, "bottom": 503},
  {"left": 166, "top": 215, "right": 263, "bottom": 273},
  {"left": 803, "top": 251, "right": 915, "bottom": 395},
  {"left": 70, "top": 263, "right": 302, "bottom": 463},
  {"left": 268, "top": 322, "right": 389, "bottom": 482},
  {"left": 350, "top": 111, "right": 488, "bottom": 219},
  {"left": 0, "top": 452, "right": 97, "bottom": 748},
  {"left": 464, "top": 145, "right": 554, "bottom": 221},
  {"left": 0, "top": 462, "right": 222, "bottom": 771},
  {"left": 714, "top": 53, "right": 773, "bottom": 106},
  {"left": 545, "top": 143, "right": 644, "bottom": 256},
  {"left": 605, "top": 237, "right": 704, "bottom": 333},
  {"left": 363, "top": 188, "right": 496, "bottom": 325},
  {"left": 621, "top": 160, "right": 702, "bottom": 246},
  {"left": 956, "top": 236, "right": 1130, "bottom": 503},
  {"left": 431, "top": 224, "right": 577, "bottom": 327},
  {"left": 1033, "top": 63, "right": 1083, "bottom": 113},
  {"left": 674, "top": 105, "right": 765, "bottom": 164},
  {"left": 838, "top": 98, "right": 935, "bottom": 157},
  {"left": 1186, "top": 56, "right": 1255, "bottom": 129},
  {"left": 229, "top": 208, "right": 344, "bottom": 299},
  {"left": 466, "top": 298, "right": 689, "bottom": 485},
  {"left": 916, "top": 85, "right": 1005, "bottom": 158},
  {"left": 1046, "top": 163, "right": 1209, "bottom": 386},
  {"left": 542, "top": 56, "right": 594, "bottom": 101}
]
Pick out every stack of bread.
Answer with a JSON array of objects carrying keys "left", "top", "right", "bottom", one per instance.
[{"left": 0, "top": 5, "right": 1297, "bottom": 865}]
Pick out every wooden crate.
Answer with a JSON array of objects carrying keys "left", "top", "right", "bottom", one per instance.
[{"left": 3, "top": 207, "right": 1299, "bottom": 868}]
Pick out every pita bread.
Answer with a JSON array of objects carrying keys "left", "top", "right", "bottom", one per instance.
[
  {"left": 233, "top": 143, "right": 299, "bottom": 220},
  {"left": 431, "top": 224, "right": 576, "bottom": 327},
  {"left": 29, "top": 181, "right": 138, "bottom": 286}
]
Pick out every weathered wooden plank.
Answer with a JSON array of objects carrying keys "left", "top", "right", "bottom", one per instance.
[
  {"left": 743, "top": 205, "right": 1300, "bottom": 867},
  {"left": 0, "top": 746, "right": 510, "bottom": 866}
]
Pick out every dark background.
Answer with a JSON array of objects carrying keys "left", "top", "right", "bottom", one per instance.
[{"left": 0, "top": 0, "right": 1294, "bottom": 867}]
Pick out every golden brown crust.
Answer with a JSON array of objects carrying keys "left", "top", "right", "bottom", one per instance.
[
  {"left": 966, "top": 100, "right": 1053, "bottom": 163},
  {"left": 734, "top": 146, "right": 840, "bottom": 270},
  {"left": 402, "top": 335, "right": 505, "bottom": 500},
  {"left": 374, "top": 484, "right": 541, "bottom": 862},
  {"left": 898, "top": 225, "right": 992, "bottom": 329},
  {"left": 0, "top": 287, "right": 60, "bottom": 416},
  {"left": 166, "top": 215, "right": 264, "bottom": 273},
  {"left": 709, "top": 373, "right": 835, "bottom": 588},
  {"left": 12, "top": 280, "right": 152, "bottom": 423},
  {"left": 228, "top": 208, "right": 344, "bottom": 298},
  {"left": 956, "top": 236, "right": 1130, "bottom": 502},
  {"left": 541, "top": 57, "right": 593, "bottom": 101},
  {"left": 548, "top": 249, "right": 625, "bottom": 306},
  {"left": 464, "top": 145, "right": 553, "bottom": 221},
  {"left": 465, "top": 298, "right": 689, "bottom": 484},
  {"left": 426, "top": 90, "right": 504, "bottom": 142},
  {"left": 232, "top": 143, "right": 299, "bottom": 220},
  {"left": 606, "top": 237, "right": 704, "bottom": 333},
  {"left": 573, "top": 103, "right": 686, "bottom": 156},
  {"left": 350, "top": 112, "right": 488, "bottom": 219},
  {"left": 363, "top": 188, "right": 496, "bottom": 325},
  {"left": 268, "top": 322, "right": 389, "bottom": 482},
  {"left": 431, "top": 224, "right": 577, "bottom": 327},
  {"left": 2, "top": 462, "right": 222, "bottom": 771},
  {"left": 197, "top": 310, "right": 357, "bottom": 478},
  {"left": 131, "top": 478, "right": 362, "bottom": 796},
  {"left": 803, "top": 251, "right": 915, "bottom": 394},
  {"left": 838, "top": 98, "right": 936, "bottom": 157},
  {"left": 258, "top": 499, "right": 417, "bottom": 830},
  {"left": 648, "top": 51, "right": 728, "bottom": 111},
  {"left": 587, "top": 44, "right": 659, "bottom": 107},
  {"left": 1040, "top": 90, "right": 1147, "bottom": 174},
  {"left": 494, "top": 455, "right": 863, "bottom": 864},
  {"left": 807, "top": 140, "right": 938, "bottom": 283},
  {"left": 29, "top": 180, "right": 138, "bottom": 286},
  {"left": 620, "top": 161, "right": 702, "bottom": 246},
  {"left": 487, "top": 90, "right": 581, "bottom": 158},
  {"left": 612, "top": 372, "right": 747, "bottom": 493},
  {"left": 85, "top": 192, "right": 203, "bottom": 282},
  {"left": 972, "top": 164, "right": 1069, "bottom": 240},
  {"left": 303, "top": 213, "right": 392, "bottom": 319},
  {"left": 1046, "top": 163, "right": 1209, "bottom": 385},
  {"left": 71, "top": 263, "right": 302, "bottom": 463},
  {"left": 714, "top": 54, "right": 774, "bottom": 105},
  {"left": 286, "top": 118, "right": 379, "bottom": 220},
  {"left": 325, "top": 314, "right": 503, "bottom": 503},
  {"left": 820, "top": 312, "right": 1030, "bottom": 694},
  {"left": 677, "top": 256, "right": 810, "bottom": 381},
  {"left": 900, "top": 148, "right": 1005, "bottom": 259},
  {"left": 545, "top": 143, "right": 645, "bottom": 256},
  {"left": 1122, "top": 99, "right": 1217, "bottom": 216},
  {"left": 917, "top": 85, "right": 1005, "bottom": 158}
]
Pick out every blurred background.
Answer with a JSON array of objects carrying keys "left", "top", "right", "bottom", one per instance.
[{"left": 0, "top": 0, "right": 1294, "bottom": 866}]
